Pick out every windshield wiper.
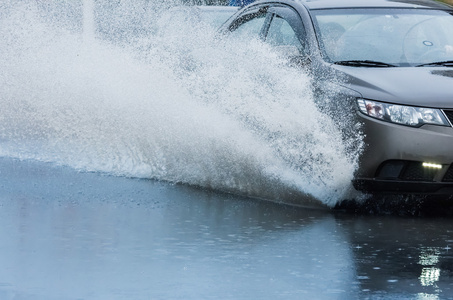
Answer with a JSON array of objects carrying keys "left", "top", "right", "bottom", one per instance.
[
  {"left": 416, "top": 61, "right": 453, "bottom": 67},
  {"left": 334, "top": 60, "right": 397, "bottom": 68}
]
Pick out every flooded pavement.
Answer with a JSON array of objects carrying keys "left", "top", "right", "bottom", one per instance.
[
  {"left": 2, "top": 2, "right": 453, "bottom": 299},
  {"left": 0, "top": 157, "right": 452, "bottom": 300}
]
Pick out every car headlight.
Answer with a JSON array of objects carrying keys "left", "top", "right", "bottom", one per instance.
[{"left": 357, "top": 99, "right": 450, "bottom": 127}]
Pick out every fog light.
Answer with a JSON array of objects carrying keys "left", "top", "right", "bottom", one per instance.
[{"left": 422, "top": 162, "right": 442, "bottom": 169}]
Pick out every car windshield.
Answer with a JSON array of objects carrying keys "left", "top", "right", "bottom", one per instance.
[{"left": 311, "top": 8, "right": 453, "bottom": 66}]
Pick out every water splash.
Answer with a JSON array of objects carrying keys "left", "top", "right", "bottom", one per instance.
[
  {"left": 83, "top": 0, "right": 95, "bottom": 42},
  {"left": 0, "top": 0, "right": 363, "bottom": 207}
]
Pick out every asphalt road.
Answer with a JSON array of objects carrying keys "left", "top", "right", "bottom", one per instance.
[{"left": 0, "top": 157, "right": 452, "bottom": 299}]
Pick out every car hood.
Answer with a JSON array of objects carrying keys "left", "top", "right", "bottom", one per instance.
[{"left": 332, "top": 65, "right": 453, "bottom": 109}]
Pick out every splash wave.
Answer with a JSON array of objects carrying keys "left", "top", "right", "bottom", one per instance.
[{"left": 0, "top": 1, "right": 363, "bottom": 207}]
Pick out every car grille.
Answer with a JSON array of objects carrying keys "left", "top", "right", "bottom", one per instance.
[{"left": 443, "top": 109, "right": 453, "bottom": 125}]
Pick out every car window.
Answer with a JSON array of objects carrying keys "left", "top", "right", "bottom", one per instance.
[
  {"left": 228, "top": 8, "right": 268, "bottom": 40},
  {"left": 227, "top": 5, "right": 307, "bottom": 59},
  {"left": 265, "top": 6, "right": 307, "bottom": 58},
  {"left": 266, "top": 15, "right": 304, "bottom": 56}
]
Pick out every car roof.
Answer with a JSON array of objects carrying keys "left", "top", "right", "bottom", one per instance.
[{"left": 299, "top": 0, "right": 453, "bottom": 10}]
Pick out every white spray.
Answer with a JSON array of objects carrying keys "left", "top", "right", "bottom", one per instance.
[{"left": 0, "top": 0, "right": 363, "bottom": 207}]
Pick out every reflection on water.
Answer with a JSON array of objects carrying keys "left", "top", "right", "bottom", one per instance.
[
  {"left": 344, "top": 216, "right": 453, "bottom": 299},
  {"left": 420, "top": 267, "right": 440, "bottom": 287},
  {"left": 418, "top": 247, "right": 442, "bottom": 300},
  {"left": 0, "top": 158, "right": 357, "bottom": 300},
  {"left": 419, "top": 248, "right": 441, "bottom": 267},
  {"left": 419, "top": 248, "right": 441, "bottom": 288},
  {"left": 0, "top": 158, "right": 453, "bottom": 299}
]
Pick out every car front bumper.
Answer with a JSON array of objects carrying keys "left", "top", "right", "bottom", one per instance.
[{"left": 353, "top": 113, "right": 453, "bottom": 194}]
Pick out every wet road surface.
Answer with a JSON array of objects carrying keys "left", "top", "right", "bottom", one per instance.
[{"left": 0, "top": 157, "right": 452, "bottom": 299}]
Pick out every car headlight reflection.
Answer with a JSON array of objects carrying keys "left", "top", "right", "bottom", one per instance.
[{"left": 357, "top": 99, "right": 450, "bottom": 127}]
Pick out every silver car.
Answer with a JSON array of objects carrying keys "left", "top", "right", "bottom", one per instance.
[{"left": 219, "top": 0, "right": 453, "bottom": 195}]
